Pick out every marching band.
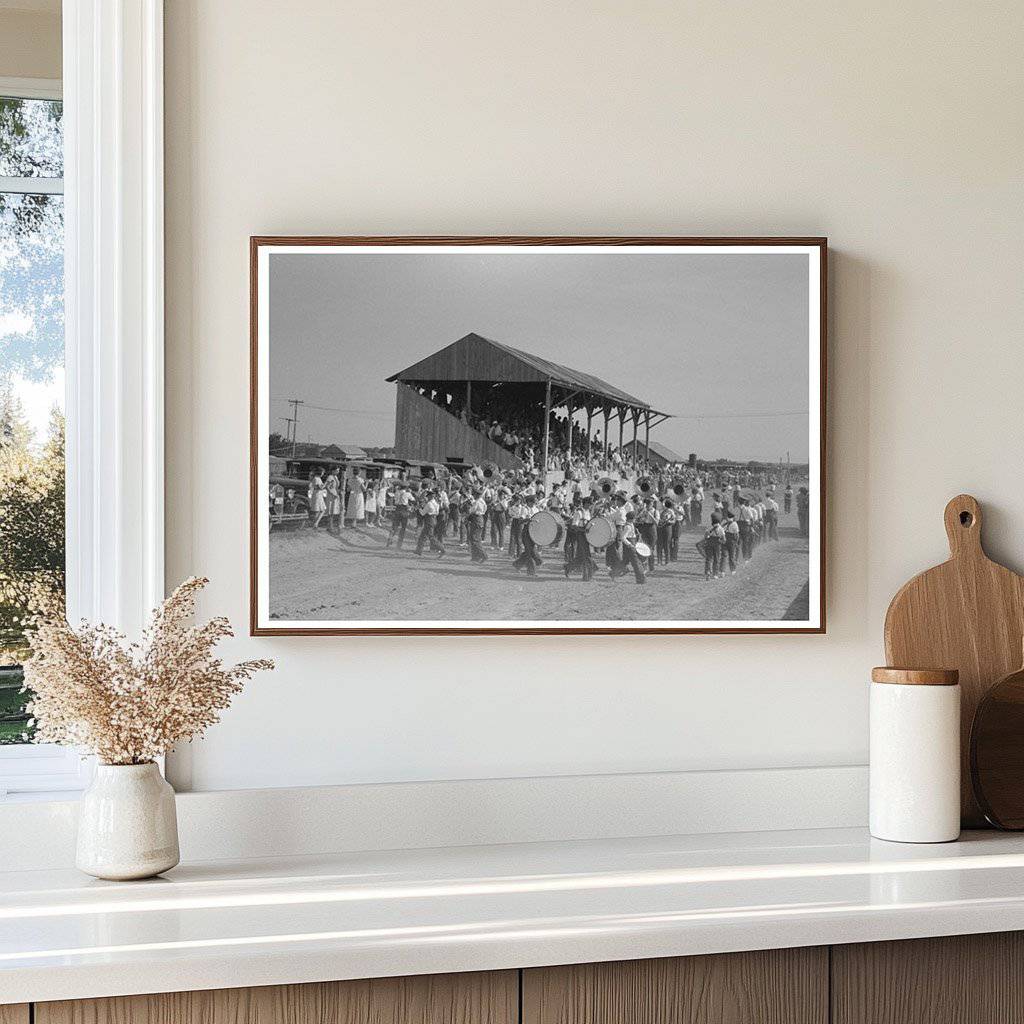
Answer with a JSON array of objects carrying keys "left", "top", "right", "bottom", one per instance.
[{"left": 298, "top": 462, "right": 809, "bottom": 587}]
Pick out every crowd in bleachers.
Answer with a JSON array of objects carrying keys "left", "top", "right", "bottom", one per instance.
[{"left": 417, "top": 384, "right": 645, "bottom": 475}]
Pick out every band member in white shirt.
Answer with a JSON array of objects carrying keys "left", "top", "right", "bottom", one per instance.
[
  {"left": 608, "top": 495, "right": 645, "bottom": 583},
  {"left": 467, "top": 489, "right": 489, "bottom": 563},
  {"left": 656, "top": 499, "right": 675, "bottom": 566},
  {"left": 512, "top": 493, "right": 543, "bottom": 575},
  {"left": 490, "top": 487, "right": 509, "bottom": 549},
  {"left": 435, "top": 487, "right": 450, "bottom": 544},
  {"left": 796, "top": 485, "right": 810, "bottom": 537},
  {"left": 415, "top": 489, "right": 446, "bottom": 557},
  {"left": 324, "top": 469, "right": 341, "bottom": 532},
  {"left": 385, "top": 480, "right": 414, "bottom": 550},
  {"left": 636, "top": 497, "right": 658, "bottom": 573},
  {"left": 564, "top": 495, "right": 596, "bottom": 581},
  {"left": 690, "top": 486, "right": 703, "bottom": 527},
  {"left": 507, "top": 493, "right": 528, "bottom": 560},
  {"left": 765, "top": 494, "right": 780, "bottom": 541},
  {"left": 309, "top": 469, "right": 327, "bottom": 530},
  {"left": 752, "top": 498, "right": 765, "bottom": 549},
  {"left": 699, "top": 513, "right": 726, "bottom": 580},
  {"left": 736, "top": 497, "right": 754, "bottom": 562},
  {"left": 724, "top": 510, "right": 740, "bottom": 573}
]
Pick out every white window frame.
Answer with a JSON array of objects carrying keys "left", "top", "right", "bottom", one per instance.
[
  {"left": 0, "top": 76, "right": 64, "bottom": 192},
  {"left": 0, "top": 75, "right": 80, "bottom": 798},
  {"left": 0, "top": 76, "right": 61, "bottom": 101},
  {"left": 0, "top": 1, "right": 164, "bottom": 800}
]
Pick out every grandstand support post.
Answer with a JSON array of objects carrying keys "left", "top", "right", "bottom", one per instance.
[
  {"left": 566, "top": 396, "right": 574, "bottom": 464},
  {"left": 541, "top": 378, "right": 552, "bottom": 490},
  {"left": 465, "top": 381, "right": 472, "bottom": 417},
  {"left": 618, "top": 408, "right": 624, "bottom": 458},
  {"left": 586, "top": 406, "right": 593, "bottom": 463},
  {"left": 631, "top": 410, "right": 639, "bottom": 471},
  {"left": 603, "top": 406, "right": 610, "bottom": 469},
  {"left": 644, "top": 410, "right": 651, "bottom": 469}
]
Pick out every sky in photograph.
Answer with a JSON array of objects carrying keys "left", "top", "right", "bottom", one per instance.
[{"left": 268, "top": 250, "right": 812, "bottom": 463}]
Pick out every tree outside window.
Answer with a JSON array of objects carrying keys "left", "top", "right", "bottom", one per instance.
[{"left": 0, "top": 93, "right": 65, "bottom": 745}]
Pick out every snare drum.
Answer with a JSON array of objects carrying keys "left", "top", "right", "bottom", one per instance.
[
  {"left": 527, "top": 510, "right": 565, "bottom": 547},
  {"left": 585, "top": 515, "right": 615, "bottom": 549},
  {"left": 634, "top": 541, "right": 652, "bottom": 559}
]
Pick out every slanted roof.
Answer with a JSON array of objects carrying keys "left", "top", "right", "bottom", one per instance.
[
  {"left": 387, "top": 332, "right": 658, "bottom": 412},
  {"left": 640, "top": 440, "right": 685, "bottom": 463},
  {"left": 324, "top": 443, "right": 368, "bottom": 459}
]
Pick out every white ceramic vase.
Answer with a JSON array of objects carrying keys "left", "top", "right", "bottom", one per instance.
[{"left": 76, "top": 762, "right": 180, "bottom": 880}]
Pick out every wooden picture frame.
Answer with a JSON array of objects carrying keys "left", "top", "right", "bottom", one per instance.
[{"left": 250, "top": 236, "right": 827, "bottom": 635}]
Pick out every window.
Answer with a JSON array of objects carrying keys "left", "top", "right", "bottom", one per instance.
[
  {"left": 0, "top": 78, "right": 85, "bottom": 799},
  {"left": 0, "top": 4, "right": 166, "bottom": 798}
]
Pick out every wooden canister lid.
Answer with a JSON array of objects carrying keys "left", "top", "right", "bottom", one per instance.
[{"left": 871, "top": 667, "right": 960, "bottom": 686}]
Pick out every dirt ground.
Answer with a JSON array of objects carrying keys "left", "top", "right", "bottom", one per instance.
[{"left": 269, "top": 506, "right": 811, "bottom": 623}]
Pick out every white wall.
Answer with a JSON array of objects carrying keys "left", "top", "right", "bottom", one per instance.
[
  {"left": 0, "top": 2, "right": 61, "bottom": 80},
  {"left": 164, "top": 1, "right": 1024, "bottom": 792}
]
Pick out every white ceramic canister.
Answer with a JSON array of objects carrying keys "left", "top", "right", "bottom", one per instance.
[
  {"left": 76, "top": 762, "right": 180, "bottom": 880},
  {"left": 870, "top": 667, "right": 960, "bottom": 843}
]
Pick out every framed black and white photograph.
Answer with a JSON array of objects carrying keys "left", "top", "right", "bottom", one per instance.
[{"left": 250, "top": 237, "right": 826, "bottom": 635}]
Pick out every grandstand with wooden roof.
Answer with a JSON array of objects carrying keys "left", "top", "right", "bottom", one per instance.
[{"left": 386, "top": 332, "right": 669, "bottom": 472}]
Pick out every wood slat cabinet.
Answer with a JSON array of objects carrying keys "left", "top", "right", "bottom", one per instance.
[
  {"left": 832, "top": 932, "right": 1024, "bottom": 1024},
  {"left": 522, "top": 948, "right": 828, "bottom": 1024},
  {"left": 17, "top": 932, "right": 1024, "bottom": 1024},
  {"left": 34, "top": 971, "right": 517, "bottom": 1024}
]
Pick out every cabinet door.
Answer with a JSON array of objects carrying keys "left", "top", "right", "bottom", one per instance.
[
  {"left": 0, "top": 1007, "right": 29, "bottom": 1024},
  {"left": 523, "top": 948, "right": 828, "bottom": 1024},
  {"left": 833, "top": 932, "right": 1024, "bottom": 1024},
  {"left": 36, "top": 970, "right": 517, "bottom": 1024}
]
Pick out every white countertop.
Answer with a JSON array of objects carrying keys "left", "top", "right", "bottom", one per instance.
[{"left": 4, "top": 826, "right": 1024, "bottom": 1004}]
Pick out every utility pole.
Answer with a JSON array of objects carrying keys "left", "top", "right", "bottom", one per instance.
[
  {"left": 279, "top": 417, "right": 295, "bottom": 451},
  {"left": 287, "top": 399, "right": 304, "bottom": 456}
]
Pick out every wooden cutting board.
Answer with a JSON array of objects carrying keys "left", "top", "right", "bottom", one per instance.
[{"left": 884, "top": 494, "right": 1024, "bottom": 827}]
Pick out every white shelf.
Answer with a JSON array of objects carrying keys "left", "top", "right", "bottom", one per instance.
[{"left": 4, "top": 826, "right": 1024, "bottom": 1004}]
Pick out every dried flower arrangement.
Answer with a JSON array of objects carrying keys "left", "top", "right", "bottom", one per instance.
[{"left": 23, "top": 577, "right": 273, "bottom": 765}]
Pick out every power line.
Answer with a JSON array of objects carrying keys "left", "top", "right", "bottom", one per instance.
[
  {"left": 672, "top": 410, "right": 808, "bottom": 420},
  {"left": 270, "top": 397, "right": 391, "bottom": 417},
  {"left": 269, "top": 396, "right": 805, "bottom": 421}
]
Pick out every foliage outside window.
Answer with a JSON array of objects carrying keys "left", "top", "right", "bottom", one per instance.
[{"left": 0, "top": 94, "right": 65, "bottom": 745}]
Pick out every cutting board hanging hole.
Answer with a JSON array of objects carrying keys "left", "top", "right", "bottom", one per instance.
[{"left": 944, "top": 494, "right": 983, "bottom": 556}]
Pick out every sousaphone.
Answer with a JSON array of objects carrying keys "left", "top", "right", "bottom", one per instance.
[
  {"left": 669, "top": 478, "right": 688, "bottom": 498},
  {"left": 592, "top": 476, "right": 617, "bottom": 498},
  {"left": 636, "top": 477, "right": 655, "bottom": 497},
  {"left": 481, "top": 462, "right": 498, "bottom": 481}
]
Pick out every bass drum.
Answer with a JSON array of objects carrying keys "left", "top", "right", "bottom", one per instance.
[
  {"left": 585, "top": 515, "right": 616, "bottom": 549},
  {"left": 527, "top": 509, "right": 565, "bottom": 547}
]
